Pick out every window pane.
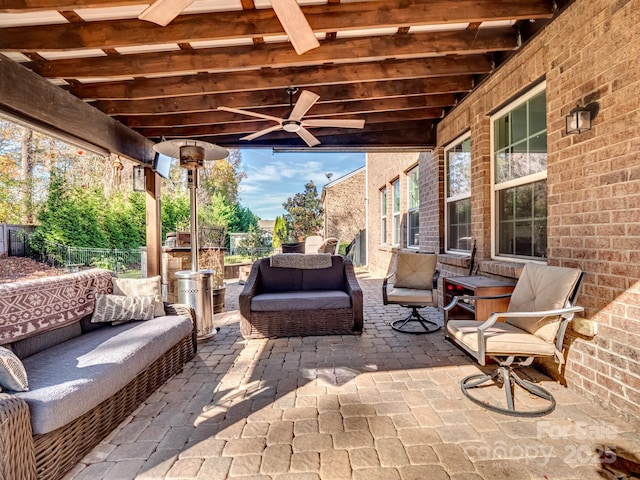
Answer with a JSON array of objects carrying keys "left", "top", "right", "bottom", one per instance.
[
  {"left": 408, "top": 169, "right": 419, "bottom": 209},
  {"left": 408, "top": 210, "right": 419, "bottom": 247},
  {"left": 495, "top": 116, "right": 510, "bottom": 151},
  {"left": 534, "top": 181, "right": 547, "bottom": 217},
  {"left": 533, "top": 219, "right": 547, "bottom": 258},
  {"left": 529, "top": 91, "right": 546, "bottom": 134},
  {"left": 511, "top": 104, "right": 528, "bottom": 144},
  {"left": 381, "top": 189, "right": 386, "bottom": 216},
  {"left": 497, "top": 180, "right": 547, "bottom": 259},
  {"left": 447, "top": 198, "right": 471, "bottom": 251},
  {"left": 447, "top": 138, "right": 471, "bottom": 197},
  {"left": 495, "top": 149, "right": 510, "bottom": 184},
  {"left": 393, "top": 214, "right": 400, "bottom": 244},
  {"left": 500, "top": 188, "right": 515, "bottom": 220},
  {"left": 393, "top": 181, "right": 400, "bottom": 213}
]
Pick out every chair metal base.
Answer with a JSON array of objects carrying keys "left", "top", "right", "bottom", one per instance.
[
  {"left": 461, "top": 365, "right": 556, "bottom": 417},
  {"left": 390, "top": 306, "right": 440, "bottom": 334}
]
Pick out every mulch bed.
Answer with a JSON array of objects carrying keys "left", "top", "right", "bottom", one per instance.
[{"left": 0, "top": 257, "right": 66, "bottom": 284}]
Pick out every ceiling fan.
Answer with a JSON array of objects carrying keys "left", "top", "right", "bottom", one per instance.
[
  {"left": 138, "top": 0, "right": 320, "bottom": 55},
  {"left": 217, "top": 88, "right": 366, "bottom": 147}
]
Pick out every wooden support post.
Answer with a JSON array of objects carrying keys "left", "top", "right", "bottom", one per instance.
[{"left": 145, "top": 169, "right": 162, "bottom": 278}]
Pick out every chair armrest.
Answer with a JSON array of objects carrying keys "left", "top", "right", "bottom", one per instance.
[
  {"left": 474, "top": 306, "right": 585, "bottom": 362},
  {"left": 443, "top": 293, "right": 513, "bottom": 332},
  {"left": 382, "top": 272, "right": 396, "bottom": 305},
  {"left": 164, "top": 302, "right": 198, "bottom": 353},
  {"left": 239, "top": 261, "right": 262, "bottom": 319},
  {"left": 0, "top": 394, "right": 37, "bottom": 480},
  {"left": 343, "top": 258, "right": 363, "bottom": 333},
  {"left": 433, "top": 270, "right": 440, "bottom": 290}
]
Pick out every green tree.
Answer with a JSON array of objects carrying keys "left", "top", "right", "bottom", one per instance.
[
  {"left": 283, "top": 181, "right": 323, "bottom": 240},
  {"left": 31, "top": 172, "right": 109, "bottom": 249},
  {"left": 272, "top": 215, "right": 288, "bottom": 248},
  {"left": 237, "top": 224, "right": 269, "bottom": 260},
  {"left": 161, "top": 193, "right": 190, "bottom": 238},
  {"left": 200, "top": 149, "right": 246, "bottom": 205}
]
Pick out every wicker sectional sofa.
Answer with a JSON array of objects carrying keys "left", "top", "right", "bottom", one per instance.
[
  {"left": 239, "top": 255, "right": 363, "bottom": 338},
  {"left": 0, "top": 269, "right": 197, "bottom": 480}
]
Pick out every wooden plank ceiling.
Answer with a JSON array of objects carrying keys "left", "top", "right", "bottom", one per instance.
[{"left": 0, "top": 0, "right": 569, "bottom": 150}]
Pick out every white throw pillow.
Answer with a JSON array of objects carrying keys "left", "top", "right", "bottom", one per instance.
[
  {"left": 111, "top": 276, "right": 165, "bottom": 317},
  {"left": 0, "top": 346, "right": 29, "bottom": 392},
  {"left": 92, "top": 294, "right": 155, "bottom": 325}
]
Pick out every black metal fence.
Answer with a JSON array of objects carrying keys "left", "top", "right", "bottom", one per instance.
[
  {"left": 8, "top": 228, "right": 32, "bottom": 257},
  {"left": 39, "top": 241, "right": 142, "bottom": 274}
]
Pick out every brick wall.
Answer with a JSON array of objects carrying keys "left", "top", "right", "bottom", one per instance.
[
  {"left": 435, "top": 0, "right": 640, "bottom": 424},
  {"left": 323, "top": 168, "right": 366, "bottom": 246},
  {"left": 366, "top": 152, "right": 432, "bottom": 277}
]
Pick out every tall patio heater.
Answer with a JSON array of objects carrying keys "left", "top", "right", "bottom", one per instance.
[{"left": 153, "top": 139, "right": 229, "bottom": 340}]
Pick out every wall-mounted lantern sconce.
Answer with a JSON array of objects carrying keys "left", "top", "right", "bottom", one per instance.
[
  {"left": 566, "top": 102, "right": 599, "bottom": 134},
  {"left": 133, "top": 165, "right": 146, "bottom": 192}
]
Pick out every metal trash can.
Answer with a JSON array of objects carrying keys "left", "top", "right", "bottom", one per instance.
[{"left": 175, "top": 270, "right": 217, "bottom": 340}]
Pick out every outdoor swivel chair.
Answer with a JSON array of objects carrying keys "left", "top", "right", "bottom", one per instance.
[
  {"left": 444, "top": 263, "right": 584, "bottom": 417},
  {"left": 382, "top": 252, "right": 440, "bottom": 334}
]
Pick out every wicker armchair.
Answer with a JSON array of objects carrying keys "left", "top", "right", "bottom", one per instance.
[{"left": 239, "top": 255, "right": 363, "bottom": 338}]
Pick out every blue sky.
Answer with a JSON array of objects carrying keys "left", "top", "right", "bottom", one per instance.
[{"left": 237, "top": 149, "right": 366, "bottom": 220}]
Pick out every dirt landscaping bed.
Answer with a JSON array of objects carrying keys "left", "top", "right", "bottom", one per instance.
[{"left": 0, "top": 257, "right": 66, "bottom": 284}]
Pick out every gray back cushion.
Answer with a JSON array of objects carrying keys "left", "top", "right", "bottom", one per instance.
[
  {"left": 12, "top": 322, "right": 82, "bottom": 359},
  {"left": 259, "top": 258, "right": 303, "bottom": 293},
  {"left": 302, "top": 256, "right": 345, "bottom": 291}
]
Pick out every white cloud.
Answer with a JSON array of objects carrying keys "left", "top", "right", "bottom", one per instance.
[{"left": 237, "top": 149, "right": 365, "bottom": 219}]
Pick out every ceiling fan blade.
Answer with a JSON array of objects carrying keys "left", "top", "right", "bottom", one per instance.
[
  {"left": 289, "top": 90, "right": 320, "bottom": 121},
  {"left": 241, "top": 125, "right": 284, "bottom": 141},
  {"left": 217, "top": 106, "right": 283, "bottom": 124},
  {"left": 303, "top": 119, "right": 365, "bottom": 129},
  {"left": 296, "top": 127, "right": 321, "bottom": 147},
  {"left": 138, "top": 0, "right": 195, "bottom": 26},
  {"left": 270, "top": 0, "right": 320, "bottom": 55}
]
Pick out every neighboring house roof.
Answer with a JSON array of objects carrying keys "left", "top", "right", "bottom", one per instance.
[{"left": 258, "top": 220, "right": 276, "bottom": 233}]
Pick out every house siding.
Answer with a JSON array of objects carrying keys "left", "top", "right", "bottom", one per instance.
[{"left": 322, "top": 169, "right": 366, "bottom": 248}]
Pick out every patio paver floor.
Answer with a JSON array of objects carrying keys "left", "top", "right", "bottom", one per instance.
[{"left": 63, "top": 272, "right": 640, "bottom": 480}]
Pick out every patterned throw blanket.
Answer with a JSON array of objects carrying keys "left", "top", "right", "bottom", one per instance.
[
  {"left": 270, "top": 253, "right": 333, "bottom": 269},
  {"left": 0, "top": 269, "right": 113, "bottom": 345}
]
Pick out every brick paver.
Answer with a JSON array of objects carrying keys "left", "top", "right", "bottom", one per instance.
[{"left": 64, "top": 274, "right": 640, "bottom": 480}]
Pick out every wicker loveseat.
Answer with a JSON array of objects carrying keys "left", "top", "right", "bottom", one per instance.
[
  {"left": 239, "top": 254, "right": 363, "bottom": 339},
  {"left": 0, "top": 269, "right": 196, "bottom": 480}
]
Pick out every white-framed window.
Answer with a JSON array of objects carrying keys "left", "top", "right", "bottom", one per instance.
[
  {"left": 491, "top": 82, "right": 547, "bottom": 260},
  {"left": 407, "top": 167, "right": 419, "bottom": 248},
  {"left": 380, "top": 187, "right": 387, "bottom": 244},
  {"left": 392, "top": 179, "right": 401, "bottom": 245},
  {"left": 445, "top": 133, "right": 472, "bottom": 252}
]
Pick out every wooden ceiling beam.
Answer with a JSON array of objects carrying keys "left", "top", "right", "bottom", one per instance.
[
  {"left": 0, "top": 0, "right": 553, "bottom": 51},
  {"left": 69, "top": 55, "right": 492, "bottom": 100},
  {"left": 33, "top": 28, "right": 517, "bottom": 79},
  {"left": 117, "top": 94, "right": 458, "bottom": 128},
  {"left": 94, "top": 76, "right": 473, "bottom": 115},
  {"left": 0, "top": 55, "right": 154, "bottom": 162},
  {"left": 134, "top": 107, "right": 445, "bottom": 137}
]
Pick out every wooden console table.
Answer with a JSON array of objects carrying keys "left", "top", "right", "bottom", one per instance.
[{"left": 443, "top": 276, "right": 516, "bottom": 321}]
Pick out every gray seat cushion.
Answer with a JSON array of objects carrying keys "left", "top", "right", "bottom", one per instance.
[
  {"left": 251, "top": 290, "right": 351, "bottom": 312},
  {"left": 17, "top": 315, "right": 192, "bottom": 435}
]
